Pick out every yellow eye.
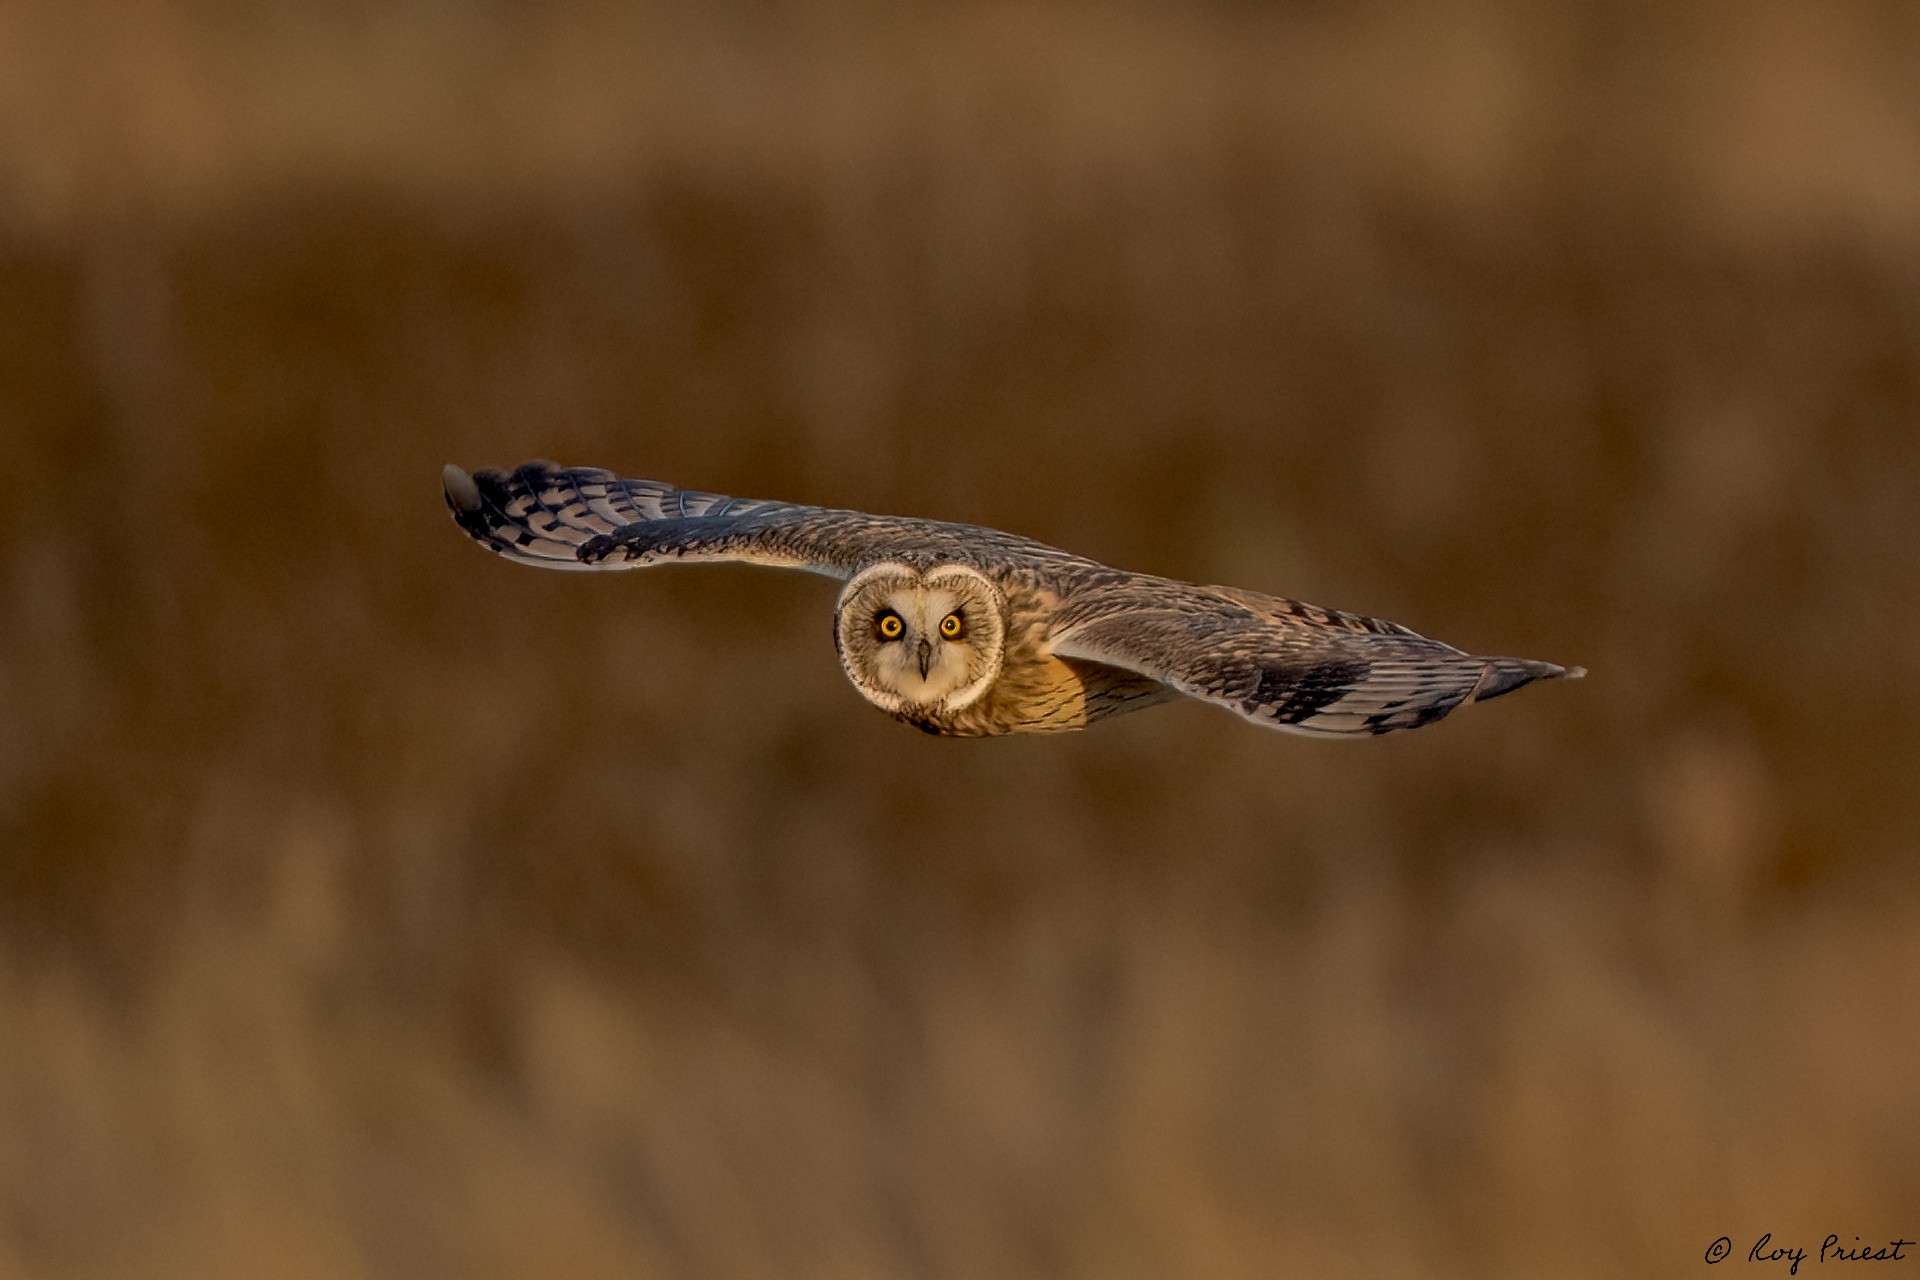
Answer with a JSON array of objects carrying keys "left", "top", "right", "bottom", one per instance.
[
  {"left": 939, "top": 612, "right": 964, "bottom": 639},
  {"left": 877, "top": 612, "right": 904, "bottom": 640}
]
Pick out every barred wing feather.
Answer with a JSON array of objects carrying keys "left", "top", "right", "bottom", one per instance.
[
  {"left": 445, "top": 462, "right": 867, "bottom": 578},
  {"left": 1049, "top": 581, "right": 1583, "bottom": 737}
]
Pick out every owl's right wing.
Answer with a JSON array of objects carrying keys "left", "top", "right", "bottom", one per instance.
[
  {"left": 1048, "top": 580, "right": 1582, "bottom": 737},
  {"left": 443, "top": 461, "right": 900, "bottom": 579}
]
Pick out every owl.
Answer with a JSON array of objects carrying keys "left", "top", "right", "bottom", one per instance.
[{"left": 443, "top": 461, "right": 1583, "bottom": 738}]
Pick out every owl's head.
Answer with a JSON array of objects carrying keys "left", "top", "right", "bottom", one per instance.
[{"left": 834, "top": 562, "right": 1006, "bottom": 716}]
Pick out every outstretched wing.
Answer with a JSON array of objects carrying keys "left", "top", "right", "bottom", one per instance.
[
  {"left": 442, "top": 461, "right": 902, "bottom": 579},
  {"left": 1049, "top": 580, "right": 1582, "bottom": 737}
]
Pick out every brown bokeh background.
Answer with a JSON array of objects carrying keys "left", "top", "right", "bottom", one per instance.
[{"left": 4, "top": 2, "right": 1919, "bottom": 1276}]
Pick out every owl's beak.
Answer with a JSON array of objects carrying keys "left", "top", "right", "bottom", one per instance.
[{"left": 916, "top": 638, "right": 933, "bottom": 680}]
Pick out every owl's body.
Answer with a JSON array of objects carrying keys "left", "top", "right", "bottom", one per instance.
[
  {"left": 846, "top": 570, "right": 1176, "bottom": 736},
  {"left": 444, "top": 461, "right": 1581, "bottom": 738}
]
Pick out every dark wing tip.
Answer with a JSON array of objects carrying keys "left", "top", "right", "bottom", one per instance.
[
  {"left": 442, "top": 463, "right": 483, "bottom": 513},
  {"left": 1469, "top": 657, "right": 1585, "bottom": 703},
  {"left": 442, "top": 462, "right": 514, "bottom": 546}
]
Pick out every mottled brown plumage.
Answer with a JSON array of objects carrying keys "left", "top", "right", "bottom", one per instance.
[{"left": 443, "top": 461, "right": 1582, "bottom": 737}]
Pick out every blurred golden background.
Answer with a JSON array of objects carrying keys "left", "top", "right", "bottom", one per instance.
[{"left": 3, "top": 2, "right": 1918, "bottom": 1276}]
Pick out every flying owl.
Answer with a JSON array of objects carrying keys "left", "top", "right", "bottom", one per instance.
[{"left": 443, "top": 461, "right": 1582, "bottom": 738}]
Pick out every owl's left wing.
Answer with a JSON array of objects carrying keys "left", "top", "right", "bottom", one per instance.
[
  {"left": 1048, "top": 580, "right": 1582, "bottom": 737},
  {"left": 443, "top": 461, "right": 900, "bottom": 579}
]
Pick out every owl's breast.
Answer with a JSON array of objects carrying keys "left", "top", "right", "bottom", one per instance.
[{"left": 928, "top": 592, "right": 1174, "bottom": 736}]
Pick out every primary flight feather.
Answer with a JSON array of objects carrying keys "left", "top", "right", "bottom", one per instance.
[{"left": 443, "top": 461, "right": 1583, "bottom": 738}]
